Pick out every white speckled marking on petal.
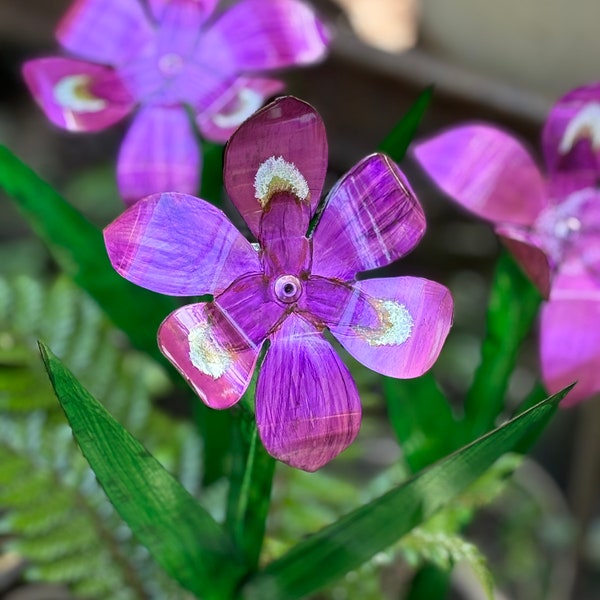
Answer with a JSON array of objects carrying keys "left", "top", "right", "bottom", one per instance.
[
  {"left": 54, "top": 75, "right": 106, "bottom": 112},
  {"left": 560, "top": 102, "right": 600, "bottom": 154},
  {"left": 188, "top": 321, "right": 232, "bottom": 379},
  {"left": 254, "top": 155, "right": 309, "bottom": 207},
  {"left": 360, "top": 299, "right": 414, "bottom": 346},
  {"left": 213, "top": 87, "right": 264, "bottom": 129}
]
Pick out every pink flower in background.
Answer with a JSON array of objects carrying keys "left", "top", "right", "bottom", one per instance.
[
  {"left": 414, "top": 82, "right": 600, "bottom": 407},
  {"left": 104, "top": 97, "right": 453, "bottom": 471},
  {"left": 22, "top": 0, "right": 328, "bottom": 204}
]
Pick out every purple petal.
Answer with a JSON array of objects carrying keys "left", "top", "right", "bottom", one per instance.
[
  {"left": 104, "top": 192, "right": 260, "bottom": 296},
  {"left": 56, "top": 0, "right": 154, "bottom": 66},
  {"left": 196, "top": 77, "right": 284, "bottom": 143},
  {"left": 311, "top": 154, "right": 426, "bottom": 281},
  {"left": 22, "top": 58, "right": 134, "bottom": 132},
  {"left": 330, "top": 277, "right": 453, "bottom": 378},
  {"left": 542, "top": 82, "right": 600, "bottom": 176},
  {"left": 148, "top": 0, "right": 217, "bottom": 24},
  {"left": 197, "top": 0, "right": 328, "bottom": 75},
  {"left": 540, "top": 298, "right": 600, "bottom": 407},
  {"left": 414, "top": 125, "right": 548, "bottom": 226},
  {"left": 256, "top": 314, "right": 361, "bottom": 471},
  {"left": 224, "top": 96, "right": 328, "bottom": 238},
  {"left": 159, "top": 302, "right": 260, "bottom": 408},
  {"left": 215, "top": 273, "right": 286, "bottom": 345},
  {"left": 495, "top": 225, "right": 553, "bottom": 299},
  {"left": 117, "top": 106, "right": 200, "bottom": 205},
  {"left": 258, "top": 193, "right": 311, "bottom": 278}
]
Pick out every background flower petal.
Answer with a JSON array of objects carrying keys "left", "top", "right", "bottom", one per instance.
[
  {"left": 196, "top": 77, "right": 284, "bottom": 143},
  {"left": 116, "top": 106, "right": 200, "bottom": 205},
  {"left": 414, "top": 124, "right": 547, "bottom": 226},
  {"left": 224, "top": 96, "right": 328, "bottom": 238},
  {"left": 22, "top": 58, "right": 134, "bottom": 132},
  {"left": 104, "top": 192, "right": 261, "bottom": 296},
  {"left": 159, "top": 302, "right": 260, "bottom": 408},
  {"left": 330, "top": 277, "right": 453, "bottom": 378},
  {"left": 541, "top": 298, "right": 600, "bottom": 407},
  {"left": 56, "top": 0, "right": 154, "bottom": 66},
  {"left": 311, "top": 154, "right": 425, "bottom": 281},
  {"left": 495, "top": 225, "right": 553, "bottom": 298},
  {"left": 256, "top": 314, "right": 361, "bottom": 471},
  {"left": 542, "top": 81, "right": 600, "bottom": 176},
  {"left": 197, "top": 0, "right": 328, "bottom": 74},
  {"left": 148, "top": 0, "right": 217, "bottom": 25}
]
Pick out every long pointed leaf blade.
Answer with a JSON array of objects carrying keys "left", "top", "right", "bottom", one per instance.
[
  {"left": 241, "top": 386, "right": 569, "bottom": 600},
  {"left": 379, "top": 86, "right": 434, "bottom": 161},
  {"left": 39, "top": 342, "right": 245, "bottom": 599},
  {"left": 0, "top": 146, "right": 176, "bottom": 363}
]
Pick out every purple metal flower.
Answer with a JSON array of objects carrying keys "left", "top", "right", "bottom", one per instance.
[
  {"left": 414, "top": 82, "right": 600, "bottom": 407},
  {"left": 104, "top": 97, "right": 453, "bottom": 471},
  {"left": 22, "top": 0, "right": 328, "bottom": 204}
]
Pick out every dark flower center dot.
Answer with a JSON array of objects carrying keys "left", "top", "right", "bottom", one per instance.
[{"left": 274, "top": 275, "right": 302, "bottom": 304}]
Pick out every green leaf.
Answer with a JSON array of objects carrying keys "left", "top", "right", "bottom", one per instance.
[
  {"left": 38, "top": 342, "right": 245, "bottom": 600},
  {"left": 0, "top": 145, "right": 177, "bottom": 364},
  {"left": 240, "top": 386, "right": 568, "bottom": 600},
  {"left": 463, "top": 251, "right": 542, "bottom": 439},
  {"left": 379, "top": 86, "right": 434, "bottom": 161},
  {"left": 200, "top": 140, "right": 225, "bottom": 205},
  {"left": 226, "top": 407, "right": 276, "bottom": 570},
  {"left": 383, "top": 373, "right": 459, "bottom": 473}
]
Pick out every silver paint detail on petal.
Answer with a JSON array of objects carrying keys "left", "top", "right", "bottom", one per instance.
[
  {"left": 188, "top": 322, "right": 232, "bottom": 379},
  {"left": 560, "top": 102, "right": 600, "bottom": 154},
  {"left": 54, "top": 75, "right": 106, "bottom": 112},
  {"left": 369, "top": 300, "right": 413, "bottom": 346},
  {"left": 254, "top": 155, "right": 309, "bottom": 207}
]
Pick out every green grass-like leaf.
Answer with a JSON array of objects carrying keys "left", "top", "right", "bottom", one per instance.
[
  {"left": 241, "top": 387, "right": 567, "bottom": 599},
  {"left": 39, "top": 342, "right": 246, "bottom": 600}
]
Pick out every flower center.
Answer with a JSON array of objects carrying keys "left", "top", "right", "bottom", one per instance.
[
  {"left": 274, "top": 275, "right": 302, "bottom": 303},
  {"left": 158, "top": 53, "right": 184, "bottom": 77}
]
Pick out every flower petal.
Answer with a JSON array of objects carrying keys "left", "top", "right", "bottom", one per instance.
[
  {"left": 495, "top": 225, "right": 552, "bottom": 299},
  {"left": 159, "top": 302, "right": 260, "bottom": 408},
  {"left": 311, "top": 153, "right": 426, "bottom": 280},
  {"left": 197, "top": 77, "right": 284, "bottom": 143},
  {"left": 22, "top": 58, "right": 134, "bottom": 132},
  {"left": 542, "top": 81, "right": 600, "bottom": 177},
  {"left": 414, "top": 125, "right": 547, "bottom": 226},
  {"left": 224, "top": 96, "right": 328, "bottom": 238},
  {"left": 56, "top": 0, "right": 154, "bottom": 66},
  {"left": 117, "top": 106, "right": 200, "bottom": 205},
  {"left": 256, "top": 314, "right": 361, "bottom": 471},
  {"left": 148, "top": 0, "right": 217, "bottom": 25},
  {"left": 197, "top": 0, "right": 328, "bottom": 74},
  {"left": 540, "top": 298, "right": 600, "bottom": 407},
  {"left": 104, "top": 192, "right": 260, "bottom": 296},
  {"left": 214, "top": 273, "right": 286, "bottom": 346},
  {"left": 329, "top": 277, "right": 453, "bottom": 378}
]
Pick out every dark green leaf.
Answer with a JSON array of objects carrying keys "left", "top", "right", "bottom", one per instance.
[
  {"left": 0, "top": 145, "right": 177, "bottom": 364},
  {"left": 200, "top": 140, "right": 225, "bottom": 205},
  {"left": 463, "top": 251, "right": 542, "bottom": 439},
  {"left": 241, "top": 386, "right": 568, "bottom": 600},
  {"left": 39, "top": 342, "right": 245, "bottom": 600},
  {"left": 379, "top": 86, "right": 434, "bottom": 161},
  {"left": 226, "top": 407, "right": 276, "bottom": 570},
  {"left": 383, "top": 373, "right": 459, "bottom": 473}
]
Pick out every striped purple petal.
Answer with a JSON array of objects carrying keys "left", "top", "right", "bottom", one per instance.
[
  {"left": 311, "top": 154, "right": 426, "bottom": 281},
  {"left": 542, "top": 81, "right": 600, "bottom": 177},
  {"left": 329, "top": 277, "right": 453, "bottom": 378},
  {"left": 117, "top": 106, "right": 200, "bottom": 205},
  {"left": 256, "top": 314, "right": 361, "bottom": 471},
  {"left": 197, "top": 0, "right": 328, "bottom": 75},
  {"left": 22, "top": 57, "right": 134, "bottom": 132},
  {"left": 196, "top": 76, "right": 284, "bottom": 143},
  {"left": 414, "top": 124, "right": 548, "bottom": 226},
  {"left": 159, "top": 302, "right": 260, "bottom": 408},
  {"left": 56, "top": 0, "right": 153, "bottom": 66},
  {"left": 148, "top": 0, "right": 217, "bottom": 25},
  {"left": 104, "top": 192, "right": 260, "bottom": 296},
  {"left": 224, "top": 96, "right": 328, "bottom": 239}
]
